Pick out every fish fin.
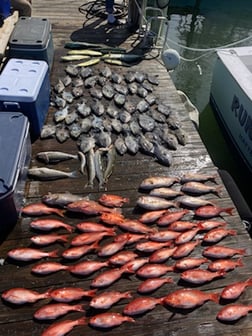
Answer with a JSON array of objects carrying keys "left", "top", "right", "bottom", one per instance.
[
  {"left": 56, "top": 209, "right": 65, "bottom": 217},
  {"left": 87, "top": 289, "right": 97, "bottom": 297},
  {"left": 98, "top": 182, "right": 106, "bottom": 191},
  {"left": 65, "top": 224, "right": 74, "bottom": 233},
  {"left": 239, "top": 248, "right": 247, "bottom": 255},
  {"left": 124, "top": 291, "right": 133, "bottom": 298},
  {"left": 85, "top": 181, "right": 94, "bottom": 189},
  {"left": 121, "top": 264, "right": 135, "bottom": 274},
  {"left": 210, "top": 292, "right": 220, "bottom": 304},
  {"left": 75, "top": 304, "right": 85, "bottom": 312},
  {"left": 215, "top": 185, "right": 223, "bottom": 197},
  {"left": 49, "top": 249, "right": 59, "bottom": 258},
  {"left": 237, "top": 258, "right": 244, "bottom": 267},
  {"left": 92, "top": 241, "right": 100, "bottom": 251},
  {"left": 212, "top": 173, "right": 219, "bottom": 183},
  {"left": 245, "top": 277, "right": 252, "bottom": 285},
  {"left": 111, "top": 207, "right": 122, "bottom": 214},
  {"left": 109, "top": 228, "right": 117, "bottom": 235},
  {"left": 61, "top": 235, "right": 70, "bottom": 243},
  {"left": 44, "top": 289, "right": 54, "bottom": 298}
]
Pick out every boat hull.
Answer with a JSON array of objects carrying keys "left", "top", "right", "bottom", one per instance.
[{"left": 210, "top": 47, "right": 252, "bottom": 173}]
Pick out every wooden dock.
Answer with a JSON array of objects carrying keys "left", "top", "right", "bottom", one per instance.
[{"left": 1, "top": 1, "right": 252, "bottom": 335}]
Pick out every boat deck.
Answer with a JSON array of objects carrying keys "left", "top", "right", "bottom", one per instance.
[{"left": 1, "top": 1, "right": 252, "bottom": 335}]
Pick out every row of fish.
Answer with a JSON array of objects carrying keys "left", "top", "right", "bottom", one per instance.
[
  {"left": 28, "top": 148, "right": 116, "bottom": 189},
  {"left": 135, "top": 174, "right": 235, "bottom": 219},
  {"left": 43, "top": 63, "right": 188, "bottom": 171},
  {"left": 3, "top": 172, "right": 248, "bottom": 335}
]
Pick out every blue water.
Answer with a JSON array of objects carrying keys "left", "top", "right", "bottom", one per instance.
[{"left": 165, "top": 1, "right": 252, "bottom": 209}]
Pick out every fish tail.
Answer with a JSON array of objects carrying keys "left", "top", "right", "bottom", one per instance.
[
  {"left": 65, "top": 224, "right": 75, "bottom": 233},
  {"left": 209, "top": 292, "right": 220, "bottom": 304},
  {"left": 61, "top": 235, "right": 69, "bottom": 243},
  {"left": 245, "top": 277, "right": 252, "bottom": 286},
  {"left": 44, "top": 289, "right": 53, "bottom": 298},
  {"left": 218, "top": 270, "right": 226, "bottom": 277},
  {"left": 56, "top": 209, "right": 65, "bottom": 217},
  {"left": 110, "top": 207, "right": 122, "bottom": 214},
  {"left": 70, "top": 170, "right": 80, "bottom": 178},
  {"left": 122, "top": 264, "right": 135, "bottom": 274},
  {"left": 92, "top": 241, "right": 100, "bottom": 251},
  {"left": 238, "top": 248, "right": 246, "bottom": 255},
  {"left": 108, "top": 228, "right": 116, "bottom": 235},
  {"left": 76, "top": 316, "right": 87, "bottom": 326},
  {"left": 85, "top": 181, "right": 94, "bottom": 189},
  {"left": 75, "top": 304, "right": 85, "bottom": 312},
  {"left": 197, "top": 222, "right": 206, "bottom": 231},
  {"left": 224, "top": 207, "right": 235, "bottom": 215},
  {"left": 211, "top": 173, "right": 218, "bottom": 183},
  {"left": 229, "top": 229, "right": 237, "bottom": 236},
  {"left": 157, "top": 297, "right": 166, "bottom": 305},
  {"left": 124, "top": 291, "right": 133, "bottom": 299},
  {"left": 166, "top": 277, "right": 174, "bottom": 284},
  {"left": 87, "top": 289, "right": 97, "bottom": 297},
  {"left": 237, "top": 258, "right": 244, "bottom": 267},
  {"left": 98, "top": 181, "right": 105, "bottom": 190},
  {"left": 49, "top": 249, "right": 59, "bottom": 258},
  {"left": 214, "top": 185, "right": 223, "bottom": 197}
]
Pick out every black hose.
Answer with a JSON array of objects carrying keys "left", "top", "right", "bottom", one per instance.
[{"left": 78, "top": 0, "right": 127, "bottom": 20}]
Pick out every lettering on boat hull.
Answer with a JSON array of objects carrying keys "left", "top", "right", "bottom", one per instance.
[{"left": 231, "top": 95, "right": 252, "bottom": 157}]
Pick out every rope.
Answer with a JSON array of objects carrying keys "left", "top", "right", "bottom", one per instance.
[{"left": 164, "top": 35, "right": 252, "bottom": 62}]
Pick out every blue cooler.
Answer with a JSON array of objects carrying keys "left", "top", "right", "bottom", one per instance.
[
  {"left": 8, "top": 17, "right": 54, "bottom": 70},
  {"left": 0, "top": 112, "right": 31, "bottom": 233},
  {"left": 0, "top": 58, "right": 50, "bottom": 140}
]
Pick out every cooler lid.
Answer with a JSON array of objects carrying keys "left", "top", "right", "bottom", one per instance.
[
  {"left": 0, "top": 58, "right": 49, "bottom": 102},
  {"left": 0, "top": 112, "right": 29, "bottom": 197},
  {"left": 9, "top": 17, "right": 51, "bottom": 49}
]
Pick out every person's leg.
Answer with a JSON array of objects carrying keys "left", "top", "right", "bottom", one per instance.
[
  {"left": 106, "top": 0, "right": 116, "bottom": 24},
  {"left": 11, "top": 0, "right": 32, "bottom": 16},
  {"left": 105, "top": 0, "right": 114, "bottom": 14}
]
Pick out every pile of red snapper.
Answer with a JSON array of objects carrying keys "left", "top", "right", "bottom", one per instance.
[{"left": 2, "top": 172, "right": 251, "bottom": 335}]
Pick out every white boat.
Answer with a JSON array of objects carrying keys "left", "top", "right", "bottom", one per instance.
[{"left": 210, "top": 46, "right": 252, "bottom": 173}]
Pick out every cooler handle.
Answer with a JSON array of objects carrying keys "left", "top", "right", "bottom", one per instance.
[{"left": 3, "top": 102, "right": 21, "bottom": 109}]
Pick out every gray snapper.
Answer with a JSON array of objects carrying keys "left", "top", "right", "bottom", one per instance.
[
  {"left": 36, "top": 151, "right": 79, "bottom": 164},
  {"left": 28, "top": 167, "right": 79, "bottom": 180}
]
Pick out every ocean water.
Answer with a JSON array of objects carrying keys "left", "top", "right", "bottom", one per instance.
[{"left": 164, "top": 1, "right": 252, "bottom": 209}]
